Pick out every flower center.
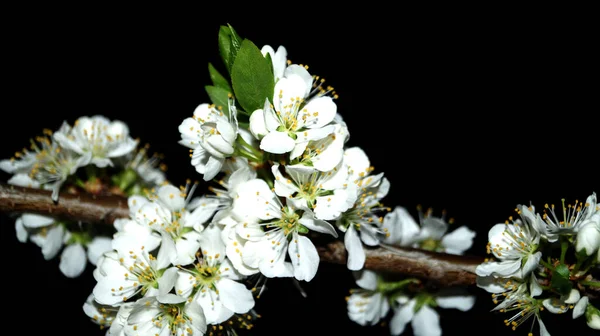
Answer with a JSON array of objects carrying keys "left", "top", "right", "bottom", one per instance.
[
  {"left": 268, "top": 207, "right": 302, "bottom": 237},
  {"left": 419, "top": 238, "right": 442, "bottom": 252},
  {"left": 543, "top": 198, "right": 591, "bottom": 233},
  {"left": 193, "top": 260, "right": 221, "bottom": 288}
]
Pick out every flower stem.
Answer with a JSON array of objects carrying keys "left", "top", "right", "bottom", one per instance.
[
  {"left": 580, "top": 281, "right": 600, "bottom": 287},
  {"left": 560, "top": 238, "right": 568, "bottom": 264},
  {"left": 539, "top": 258, "right": 555, "bottom": 271}
]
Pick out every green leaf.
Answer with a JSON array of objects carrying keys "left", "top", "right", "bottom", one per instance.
[
  {"left": 218, "top": 24, "right": 243, "bottom": 75},
  {"left": 227, "top": 24, "right": 242, "bottom": 59},
  {"left": 208, "top": 63, "right": 231, "bottom": 91},
  {"left": 231, "top": 39, "right": 275, "bottom": 113},
  {"left": 551, "top": 263, "right": 573, "bottom": 295},
  {"left": 264, "top": 52, "right": 274, "bottom": 77},
  {"left": 205, "top": 85, "right": 230, "bottom": 116}
]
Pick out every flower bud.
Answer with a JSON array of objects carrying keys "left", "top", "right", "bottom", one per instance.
[
  {"left": 587, "top": 303, "right": 600, "bottom": 330},
  {"left": 575, "top": 220, "right": 600, "bottom": 256}
]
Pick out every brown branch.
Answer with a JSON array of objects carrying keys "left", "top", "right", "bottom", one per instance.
[
  {"left": 11, "top": 181, "right": 588, "bottom": 289},
  {"left": 0, "top": 182, "right": 129, "bottom": 225}
]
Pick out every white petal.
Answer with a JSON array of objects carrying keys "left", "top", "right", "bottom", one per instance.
[
  {"left": 354, "top": 269, "right": 378, "bottom": 291},
  {"left": 174, "top": 270, "right": 195, "bottom": 298},
  {"left": 157, "top": 184, "right": 186, "bottom": 211},
  {"left": 259, "top": 131, "right": 295, "bottom": 154},
  {"left": 475, "top": 259, "right": 521, "bottom": 277},
  {"left": 564, "top": 289, "right": 581, "bottom": 304},
  {"left": 21, "top": 213, "right": 55, "bottom": 228},
  {"left": 302, "top": 96, "right": 337, "bottom": 129},
  {"left": 345, "top": 225, "right": 366, "bottom": 271},
  {"left": 273, "top": 75, "right": 308, "bottom": 109},
  {"left": 158, "top": 267, "right": 178, "bottom": 296},
  {"left": 298, "top": 211, "right": 338, "bottom": 237},
  {"left": 542, "top": 298, "right": 569, "bottom": 314},
  {"left": 435, "top": 294, "right": 475, "bottom": 311},
  {"left": 199, "top": 224, "right": 226, "bottom": 262},
  {"left": 174, "top": 232, "right": 202, "bottom": 266},
  {"left": 383, "top": 207, "right": 420, "bottom": 246},
  {"left": 42, "top": 225, "right": 65, "bottom": 260},
  {"left": 249, "top": 109, "right": 268, "bottom": 139},
  {"left": 521, "top": 251, "right": 541, "bottom": 277},
  {"left": 157, "top": 294, "right": 186, "bottom": 304},
  {"left": 538, "top": 319, "right": 551, "bottom": 336},
  {"left": 390, "top": 300, "right": 415, "bottom": 335},
  {"left": 589, "top": 314, "right": 600, "bottom": 330},
  {"left": 217, "top": 278, "right": 255, "bottom": 314},
  {"left": 530, "top": 273, "right": 543, "bottom": 297},
  {"left": 59, "top": 243, "right": 87, "bottom": 278},
  {"left": 156, "top": 234, "right": 176, "bottom": 269},
  {"left": 7, "top": 173, "right": 40, "bottom": 188},
  {"left": 15, "top": 218, "right": 28, "bottom": 243},
  {"left": 476, "top": 275, "right": 510, "bottom": 294},
  {"left": 412, "top": 305, "right": 441, "bottom": 336},
  {"left": 272, "top": 163, "right": 297, "bottom": 197},
  {"left": 184, "top": 300, "right": 207, "bottom": 334},
  {"left": 573, "top": 296, "right": 588, "bottom": 319},
  {"left": 203, "top": 156, "right": 224, "bottom": 181},
  {"left": 284, "top": 65, "right": 312, "bottom": 96},
  {"left": 289, "top": 233, "right": 320, "bottom": 281},
  {"left": 195, "top": 289, "right": 233, "bottom": 324},
  {"left": 87, "top": 237, "right": 113, "bottom": 265},
  {"left": 441, "top": 226, "right": 476, "bottom": 255}
]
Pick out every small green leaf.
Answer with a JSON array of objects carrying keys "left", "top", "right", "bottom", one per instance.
[
  {"left": 231, "top": 39, "right": 275, "bottom": 114},
  {"left": 205, "top": 85, "right": 230, "bottom": 116},
  {"left": 218, "top": 24, "right": 243, "bottom": 74},
  {"left": 208, "top": 63, "right": 231, "bottom": 91},
  {"left": 551, "top": 263, "right": 573, "bottom": 295}
]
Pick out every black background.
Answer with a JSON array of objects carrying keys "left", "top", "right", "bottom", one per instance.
[{"left": 1, "top": 8, "right": 597, "bottom": 336}]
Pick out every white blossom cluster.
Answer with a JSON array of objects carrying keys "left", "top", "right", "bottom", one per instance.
[
  {"left": 347, "top": 207, "right": 476, "bottom": 336},
  {"left": 85, "top": 183, "right": 259, "bottom": 335},
  {"left": 476, "top": 192, "right": 600, "bottom": 334},
  {"left": 1, "top": 115, "right": 165, "bottom": 278}
]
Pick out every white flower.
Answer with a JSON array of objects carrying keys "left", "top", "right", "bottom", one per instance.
[
  {"left": 476, "top": 213, "right": 541, "bottom": 279},
  {"left": 1, "top": 126, "right": 85, "bottom": 200},
  {"left": 175, "top": 224, "right": 254, "bottom": 325},
  {"left": 121, "top": 184, "right": 216, "bottom": 266},
  {"left": 179, "top": 101, "right": 239, "bottom": 181},
  {"left": 123, "top": 295, "right": 206, "bottom": 336},
  {"left": 261, "top": 45, "right": 287, "bottom": 82},
  {"left": 54, "top": 115, "right": 137, "bottom": 168},
  {"left": 539, "top": 192, "right": 598, "bottom": 241},
  {"left": 249, "top": 65, "right": 337, "bottom": 155},
  {"left": 124, "top": 145, "right": 167, "bottom": 187},
  {"left": 543, "top": 289, "right": 581, "bottom": 315},
  {"left": 203, "top": 160, "right": 256, "bottom": 213},
  {"left": 271, "top": 162, "right": 350, "bottom": 220},
  {"left": 92, "top": 246, "right": 178, "bottom": 305},
  {"left": 107, "top": 302, "right": 134, "bottom": 336},
  {"left": 347, "top": 270, "right": 389, "bottom": 326},
  {"left": 214, "top": 209, "right": 260, "bottom": 276},
  {"left": 25, "top": 218, "right": 65, "bottom": 260},
  {"left": 82, "top": 293, "right": 118, "bottom": 330},
  {"left": 336, "top": 147, "right": 391, "bottom": 270},
  {"left": 235, "top": 178, "right": 338, "bottom": 281},
  {"left": 381, "top": 206, "right": 476, "bottom": 255},
  {"left": 289, "top": 115, "right": 349, "bottom": 171},
  {"left": 575, "top": 214, "right": 600, "bottom": 256},
  {"left": 390, "top": 289, "right": 475, "bottom": 336}
]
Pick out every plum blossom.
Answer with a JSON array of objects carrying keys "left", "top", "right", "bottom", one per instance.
[
  {"left": 175, "top": 224, "right": 254, "bottom": 324},
  {"left": 179, "top": 100, "right": 239, "bottom": 181},
  {"left": 233, "top": 178, "right": 338, "bottom": 281},
  {"left": 249, "top": 65, "right": 337, "bottom": 156},
  {"left": 53, "top": 115, "right": 137, "bottom": 168}
]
